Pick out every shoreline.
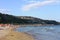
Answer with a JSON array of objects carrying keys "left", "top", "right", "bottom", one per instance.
[
  {"left": 0, "top": 24, "right": 35, "bottom": 40},
  {"left": 0, "top": 31, "right": 34, "bottom": 40},
  {"left": 0, "top": 24, "right": 60, "bottom": 40},
  {"left": 13, "top": 24, "right": 60, "bottom": 28}
]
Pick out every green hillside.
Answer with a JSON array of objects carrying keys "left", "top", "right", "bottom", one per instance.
[{"left": 0, "top": 13, "right": 60, "bottom": 25}]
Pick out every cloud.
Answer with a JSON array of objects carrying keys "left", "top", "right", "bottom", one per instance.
[
  {"left": 0, "top": 9, "right": 11, "bottom": 14},
  {"left": 22, "top": 0, "right": 60, "bottom": 11}
]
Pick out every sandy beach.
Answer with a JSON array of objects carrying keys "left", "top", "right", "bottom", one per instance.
[{"left": 0, "top": 26, "right": 34, "bottom": 40}]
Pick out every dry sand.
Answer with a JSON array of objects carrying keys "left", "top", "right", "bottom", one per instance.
[
  {"left": 0, "top": 27, "right": 34, "bottom": 40},
  {"left": 0, "top": 30, "right": 10, "bottom": 38}
]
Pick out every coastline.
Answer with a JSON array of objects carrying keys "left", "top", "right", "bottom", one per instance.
[
  {"left": 13, "top": 24, "right": 59, "bottom": 27},
  {"left": 0, "top": 24, "right": 60, "bottom": 40},
  {"left": 0, "top": 24, "right": 34, "bottom": 40}
]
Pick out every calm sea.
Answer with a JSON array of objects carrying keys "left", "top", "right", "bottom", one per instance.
[{"left": 16, "top": 25, "right": 60, "bottom": 40}]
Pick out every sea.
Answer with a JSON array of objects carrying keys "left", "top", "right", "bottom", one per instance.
[{"left": 15, "top": 25, "right": 60, "bottom": 40}]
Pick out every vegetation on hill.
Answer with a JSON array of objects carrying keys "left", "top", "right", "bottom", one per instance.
[
  {"left": 0, "top": 13, "right": 60, "bottom": 25},
  {"left": 0, "top": 13, "right": 24, "bottom": 24}
]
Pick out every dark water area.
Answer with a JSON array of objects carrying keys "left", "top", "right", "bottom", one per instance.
[{"left": 16, "top": 25, "right": 60, "bottom": 40}]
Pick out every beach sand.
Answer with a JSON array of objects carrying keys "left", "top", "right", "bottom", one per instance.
[{"left": 0, "top": 27, "right": 34, "bottom": 40}]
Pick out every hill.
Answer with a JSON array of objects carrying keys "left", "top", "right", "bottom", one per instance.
[
  {"left": 0, "top": 13, "right": 60, "bottom": 25},
  {"left": 17, "top": 16, "right": 60, "bottom": 25},
  {"left": 0, "top": 13, "right": 24, "bottom": 24}
]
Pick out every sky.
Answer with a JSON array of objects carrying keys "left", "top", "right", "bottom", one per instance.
[{"left": 0, "top": 0, "right": 60, "bottom": 22}]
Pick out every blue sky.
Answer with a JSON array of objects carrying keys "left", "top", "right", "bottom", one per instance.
[{"left": 0, "top": 0, "right": 60, "bottom": 22}]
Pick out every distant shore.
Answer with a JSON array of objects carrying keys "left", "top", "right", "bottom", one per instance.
[{"left": 16, "top": 24, "right": 59, "bottom": 27}]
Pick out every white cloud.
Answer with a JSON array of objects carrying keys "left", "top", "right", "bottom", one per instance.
[
  {"left": 0, "top": 9, "right": 11, "bottom": 14},
  {"left": 22, "top": 0, "right": 60, "bottom": 11}
]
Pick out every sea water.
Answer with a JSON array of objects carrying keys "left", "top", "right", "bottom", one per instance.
[{"left": 16, "top": 25, "right": 60, "bottom": 40}]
